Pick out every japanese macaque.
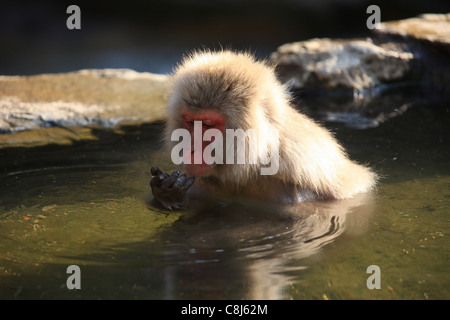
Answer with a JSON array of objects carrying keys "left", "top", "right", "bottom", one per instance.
[{"left": 150, "top": 50, "right": 376, "bottom": 210}]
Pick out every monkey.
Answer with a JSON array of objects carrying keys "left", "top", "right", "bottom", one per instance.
[{"left": 150, "top": 50, "right": 377, "bottom": 210}]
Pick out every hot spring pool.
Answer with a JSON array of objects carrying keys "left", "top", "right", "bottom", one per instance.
[{"left": 0, "top": 102, "right": 448, "bottom": 299}]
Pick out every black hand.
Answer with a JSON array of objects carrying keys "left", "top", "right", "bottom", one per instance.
[{"left": 150, "top": 166, "right": 194, "bottom": 210}]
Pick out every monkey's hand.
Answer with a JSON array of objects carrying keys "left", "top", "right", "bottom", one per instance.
[{"left": 150, "top": 166, "right": 195, "bottom": 210}]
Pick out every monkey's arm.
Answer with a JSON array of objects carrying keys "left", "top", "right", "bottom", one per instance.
[{"left": 149, "top": 166, "right": 195, "bottom": 210}]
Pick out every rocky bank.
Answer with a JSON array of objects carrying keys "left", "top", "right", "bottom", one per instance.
[
  {"left": 1, "top": 14, "right": 449, "bottom": 147},
  {"left": 0, "top": 69, "right": 171, "bottom": 147},
  {"left": 271, "top": 14, "right": 450, "bottom": 94}
]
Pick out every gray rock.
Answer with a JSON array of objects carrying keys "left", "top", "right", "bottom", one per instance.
[
  {"left": 374, "top": 13, "right": 450, "bottom": 53},
  {"left": 372, "top": 14, "right": 450, "bottom": 91},
  {"left": 270, "top": 13, "right": 450, "bottom": 129},
  {"left": 272, "top": 14, "right": 450, "bottom": 94},
  {"left": 0, "top": 69, "right": 172, "bottom": 147},
  {"left": 271, "top": 38, "right": 414, "bottom": 92}
]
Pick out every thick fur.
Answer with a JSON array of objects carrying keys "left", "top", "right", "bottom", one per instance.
[{"left": 165, "top": 50, "right": 377, "bottom": 203}]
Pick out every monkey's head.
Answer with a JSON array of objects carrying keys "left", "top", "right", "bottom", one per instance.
[{"left": 165, "top": 50, "right": 285, "bottom": 185}]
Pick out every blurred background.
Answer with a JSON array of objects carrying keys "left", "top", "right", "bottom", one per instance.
[{"left": 0, "top": 0, "right": 448, "bottom": 75}]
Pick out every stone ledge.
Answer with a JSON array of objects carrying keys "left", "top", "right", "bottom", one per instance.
[
  {"left": 374, "top": 13, "right": 450, "bottom": 52},
  {"left": 0, "top": 69, "right": 172, "bottom": 148},
  {"left": 1, "top": 14, "right": 449, "bottom": 147},
  {"left": 271, "top": 14, "right": 450, "bottom": 94},
  {"left": 271, "top": 38, "right": 414, "bottom": 92}
]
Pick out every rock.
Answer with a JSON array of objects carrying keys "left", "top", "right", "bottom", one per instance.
[
  {"left": 270, "top": 13, "right": 450, "bottom": 129},
  {"left": 271, "top": 13, "right": 450, "bottom": 128},
  {"left": 272, "top": 14, "right": 450, "bottom": 95},
  {"left": 0, "top": 126, "right": 99, "bottom": 148},
  {"left": 0, "top": 69, "right": 172, "bottom": 148},
  {"left": 271, "top": 38, "right": 414, "bottom": 93},
  {"left": 374, "top": 13, "right": 450, "bottom": 53},
  {"left": 373, "top": 14, "right": 450, "bottom": 91}
]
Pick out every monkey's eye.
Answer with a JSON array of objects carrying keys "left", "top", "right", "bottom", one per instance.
[
  {"left": 183, "top": 117, "right": 195, "bottom": 129},
  {"left": 202, "top": 120, "right": 216, "bottom": 129},
  {"left": 202, "top": 123, "right": 215, "bottom": 129}
]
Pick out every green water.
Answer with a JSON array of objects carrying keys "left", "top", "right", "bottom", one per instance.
[{"left": 0, "top": 103, "right": 448, "bottom": 300}]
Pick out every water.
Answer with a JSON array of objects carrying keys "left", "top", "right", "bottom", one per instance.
[{"left": 0, "top": 101, "right": 448, "bottom": 300}]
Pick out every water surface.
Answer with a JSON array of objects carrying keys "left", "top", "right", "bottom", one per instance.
[{"left": 0, "top": 101, "right": 448, "bottom": 299}]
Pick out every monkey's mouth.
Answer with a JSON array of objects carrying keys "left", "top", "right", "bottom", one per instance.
[{"left": 185, "top": 164, "right": 214, "bottom": 177}]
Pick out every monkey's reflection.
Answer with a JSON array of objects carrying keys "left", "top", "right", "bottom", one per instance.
[{"left": 155, "top": 193, "right": 375, "bottom": 299}]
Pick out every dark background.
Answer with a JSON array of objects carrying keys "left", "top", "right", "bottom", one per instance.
[{"left": 0, "top": 0, "right": 448, "bottom": 75}]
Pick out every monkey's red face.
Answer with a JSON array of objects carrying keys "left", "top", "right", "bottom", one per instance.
[{"left": 181, "top": 108, "right": 225, "bottom": 177}]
